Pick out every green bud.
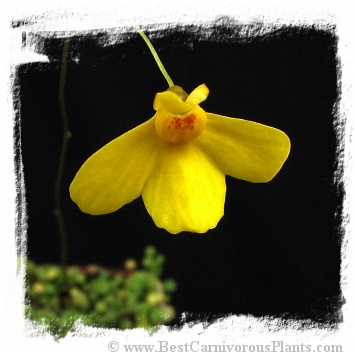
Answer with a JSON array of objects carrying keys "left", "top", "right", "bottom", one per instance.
[
  {"left": 126, "top": 272, "right": 149, "bottom": 295},
  {"left": 146, "top": 292, "right": 164, "bottom": 306},
  {"left": 161, "top": 305, "right": 175, "bottom": 322},
  {"left": 95, "top": 300, "right": 107, "bottom": 313},
  {"left": 124, "top": 259, "right": 137, "bottom": 271},
  {"left": 67, "top": 267, "right": 86, "bottom": 286},
  {"left": 89, "top": 276, "right": 110, "bottom": 296},
  {"left": 145, "top": 245, "right": 157, "bottom": 257},
  {"left": 43, "top": 282, "right": 57, "bottom": 295},
  {"left": 149, "top": 306, "right": 165, "bottom": 325},
  {"left": 163, "top": 278, "right": 177, "bottom": 293},
  {"left": 149, "top": 305, "right": 175, "bottom": 324},
  {"left": 69, "top": 287, "right": 89, "bottom": 310},
  {"left": 117, "top": 289, "right": 126, "bottom": 300},
  {"left": 119, "top": 318, "right": 133, "bottom": 330},
  {"left": 46, "top": 266, "right": 61, "bottom": 281},
  {"left": 32, "top": 281, "right": 45, "bottom": 295},
  {"left": 112, "top": 274, "right": 124, "bottom": 287}
]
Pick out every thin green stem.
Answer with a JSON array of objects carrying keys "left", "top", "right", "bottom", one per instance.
[
  {"left": 54, "top": 38, "right": 72, "bottom": 273},
  {"left": 137, "top": 28, "right": 174, "bottom": 87}
]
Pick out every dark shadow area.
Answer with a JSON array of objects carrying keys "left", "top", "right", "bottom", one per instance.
[{"left": 15, "top": 23, "right": 342, "bottom": 328}]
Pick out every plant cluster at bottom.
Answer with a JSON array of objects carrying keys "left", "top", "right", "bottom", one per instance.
[{"left": 26, "top": 246, "right": 177, "bottom": 338}]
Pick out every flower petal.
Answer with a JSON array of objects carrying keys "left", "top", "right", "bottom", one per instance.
[
  {"left": 185, "top": 84, "right": 209, "bottom": 106},
  {"left": 142, "top": 143, "right": 226, "bottom": 234},
  {"left": 69, "top": 118, "right": 159, "bottom": 215},
  {"left": 195, "top": 113, "right": 291, "bottom": 183},
  {"left": 153, "top": 90, "right": 192, "bottom": 114}
]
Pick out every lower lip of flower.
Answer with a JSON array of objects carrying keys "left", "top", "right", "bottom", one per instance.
[{"left": 154, "top": 106, "right": 207, "bottom": 143}]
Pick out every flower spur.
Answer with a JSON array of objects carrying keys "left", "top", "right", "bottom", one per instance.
[{"left": 69, "top": 30, "right": 291, "bottom": 234}]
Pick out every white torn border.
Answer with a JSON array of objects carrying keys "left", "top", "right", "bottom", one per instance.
[{"left": 1, "top": 0, "right": 354, "bottom": 355}]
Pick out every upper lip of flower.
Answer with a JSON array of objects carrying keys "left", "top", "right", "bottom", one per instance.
[{"left": 153, "top": 84, "right": 209, "bottom": 115}]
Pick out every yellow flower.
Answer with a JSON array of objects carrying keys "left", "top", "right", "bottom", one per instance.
[
  {"left": 69, "top": 82, "right": 290, "bottom": 234},
  {"left": 69, "top": 30, "right": 291, "bottom": 234}
]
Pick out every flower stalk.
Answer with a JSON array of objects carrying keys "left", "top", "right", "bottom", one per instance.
[
  {"left": 54, "top": 38, "right": 72, "bottom": 272},
  {"left": 137, "top": 29, "right": 175, "bottom": 87}
]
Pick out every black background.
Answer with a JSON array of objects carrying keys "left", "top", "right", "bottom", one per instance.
[{"left": 17, "top": 23, "right": 342, "bottom": 326}]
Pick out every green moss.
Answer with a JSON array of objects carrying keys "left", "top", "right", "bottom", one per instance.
[{"left": 26, "top": 246, "right": 177, "bottom": 339}]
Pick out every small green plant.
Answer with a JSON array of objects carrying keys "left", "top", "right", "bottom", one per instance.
[{"left": 26, "top": 246, "right": 176, "bottom": 339}]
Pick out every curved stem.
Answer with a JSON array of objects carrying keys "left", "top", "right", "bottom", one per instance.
[
  {"left": 54, "top": 38, "right": 72, "bottom": 273},
  {"left": 137, "top": 28, "right": 175, "bottom": 87}
]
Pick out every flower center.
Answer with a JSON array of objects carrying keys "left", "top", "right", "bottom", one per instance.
[{"left": 154, "top": 106, "right": 207, "bottom": 143}]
